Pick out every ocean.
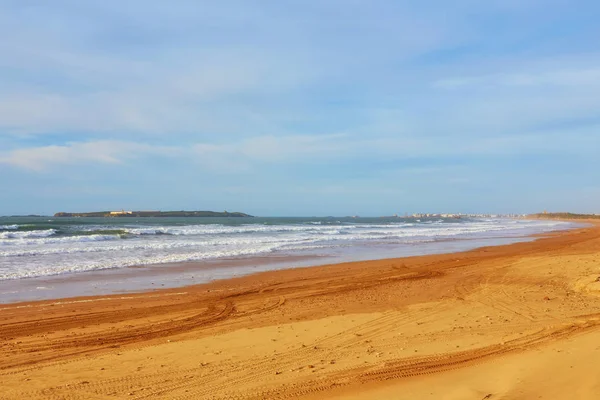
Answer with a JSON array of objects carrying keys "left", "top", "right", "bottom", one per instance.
[{"left": 0, "top": 216, "right": 575, "bottom": 302}]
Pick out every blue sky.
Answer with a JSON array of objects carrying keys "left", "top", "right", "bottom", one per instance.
[{"left": 1, "top": 0, "right": 599, "bottom": 216}]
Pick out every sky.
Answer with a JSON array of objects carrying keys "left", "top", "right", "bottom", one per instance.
[{"left": 1, "top": 0, "right": 599, "bottom": 216}]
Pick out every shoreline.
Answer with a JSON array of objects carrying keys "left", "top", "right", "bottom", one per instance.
[
  {"left": 0, "top": 222, "right": 581, "bottom": 307},
  {"left": 0, "top": 219, "right": 579, "bottom": 304},
  {"left": 2, "top": 222, "right": 600, "bottom": 399}
]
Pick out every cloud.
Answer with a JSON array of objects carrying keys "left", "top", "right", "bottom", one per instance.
[
  {"left": 0, "top": 9, "right": 320, "bottom": 137},
  {"left": 193, "top": 124, "right": 600, "bottom": 169},
  {"left": 0, "top": 141, "right": 180, "bottom": 171},
  {"left": 433, "top": 67, "right": 600, "bottom": 89},
  {"left": 0, "top": 57, "right": 304, "bottom": 136},
  {"left": 191, "top": 134, "right": 352, "bottom": 173},
  {"left": 0, "top": 0, "right": 463, "bottom": 137},
  {"left": 237, "top": 134, "right": 350, "bottom": 161},
  {"left": 4, "top": 119, "right": 599, "bottom": 173}
]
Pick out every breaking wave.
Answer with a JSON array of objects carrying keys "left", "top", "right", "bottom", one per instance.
[{"left": 0, "top": 218, "right": 574, "bottom": 281}]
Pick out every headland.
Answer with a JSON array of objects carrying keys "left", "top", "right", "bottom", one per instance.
[{"left": 53, "top": 210, "right": 253, "bottom": 218}]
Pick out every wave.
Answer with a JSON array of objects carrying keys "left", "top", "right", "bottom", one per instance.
[
  {"left": 0, "top": 235, "right": 320, "bottom": 257},
  {"left": 0, "top": 233, "right": 122, "bottom": 246},
  {"left": 0, "top": 219, "right": 566, "bottom": 248},
  {"left": 0, "top": 218, "right": 574, "bottom": 281},
  {"left": 0, "top": 243, "right": 284, "bottom": 280},
  {"left": 4, "top": 219, "right": 536, "bottom": 239},
  {"left": 73, "top": 229, "right": 129, "bottom": 236},
  {"left": 0, "top": 225, "right": 19, "bottom": 230},
  {"left": 122, "top": 224, "right": 346, "bottom": 236},
  {"left": 0, "top": 229, "right": 56, "bottom": 239},
  {"left": 0, "top": 225, "right": 549, "bottom": 258}
]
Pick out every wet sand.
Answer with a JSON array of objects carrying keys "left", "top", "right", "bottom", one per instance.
[{"left": 1, "top": 223, "right": 600, "bottom": 399}]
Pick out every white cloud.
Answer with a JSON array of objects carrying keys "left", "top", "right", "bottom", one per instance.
[
  {"left": 193, "top": 133, "right": 349, "bottom": 165},
  {"left": 239, "top": 134, "right": 350, "bottom": 161},
  {"left": 190, "top": 134, "right": 353, "bottom": 173},
  {"left": 433, "top": 67, "right": 600, "bottom": 89},
  {"left": 3, "top": 122, "right": 599, "bottom": 173},
  {"left": 0, "top": 58, "right": 299, "bottom": 136},
  {"left": 0, "top": 0, "right": 465, "bottom": 138},
  {"left": 192, "top": 125, "right": 600, "bottom": 169},
  {"left": 0, "top": 141, "right": 180, "bottom": 171},
  {"left": 0, "top": 10, "right": 323, "bottom": 137},
  {"left": 417, "top": 55, "right": 600, "bottom": 138}
]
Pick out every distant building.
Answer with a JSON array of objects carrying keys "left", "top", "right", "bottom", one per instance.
[{"left": 110, "top": 210, "right": 133, "bottom": 215}]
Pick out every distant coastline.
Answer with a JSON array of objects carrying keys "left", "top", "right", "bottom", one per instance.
[
  {"left": 528, "top": 212, "right": 600, "bottom": 220},
  {"left": 53, "top": 210, "right": 253, "bottom": 218}
]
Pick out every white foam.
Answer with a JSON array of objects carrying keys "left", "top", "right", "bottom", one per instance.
[
  {"left": 0, "top": 219, "right": 573, "bottom": 281},
  {"left": 0, "top": 225, "right": 19, "bottom": 230},
  {"left": 0, "top": 233, "right": 118, "bottom": 246},
  {"left": 0, "top": 242, "right": 282, "bottom": 280},
  {"left": 123, "top": 224, "right": 346, "bottom": 236},
  {"left": 0, "top": 229, "right": 56, "bottom": 239}
]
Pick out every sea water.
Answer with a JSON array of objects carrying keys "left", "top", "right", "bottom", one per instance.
[{"left": 0, "top": 216, "right": 576, "bottom": 302}]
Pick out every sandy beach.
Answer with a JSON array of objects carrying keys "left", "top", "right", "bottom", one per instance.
[{"left": 2, "top": 222, "right": 600, "bottom": 399}]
